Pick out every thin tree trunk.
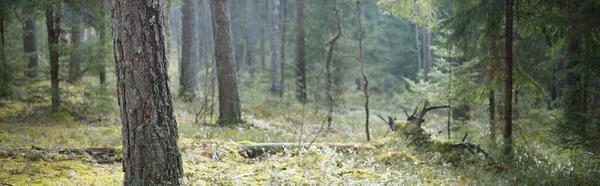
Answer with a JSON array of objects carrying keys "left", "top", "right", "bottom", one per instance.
[
  {"left": 295, "top": 0, "right": 307, "bottom": 103},
  {"left": 325, "top": 8, "right": 342, "bottom": 129},
  {"left": 415, "top": 23, "right": 421, "bottom": 74},
  {"left": 279, "top": 0, "right": 287, "bottom": 97},
  {"left": 261, "top": 0, "right": 269, "bottom": 73},
  {"left": 503, "top": 0, "right": 514, "bottom": 155},
  {"left": 69, "top": 16, "right": 83, "bottom": 83},
  {"left": 422, "top": 25, "right": 431, "bottom": 81},
  {"left": 0, "top": 15, "right": 7, "bottom": 98},
  {"left": 212, "top": 0, "right": 242, "bottom": 124},
  {"left": 245, "top": 0, "right": 255, "bottom": 79},
  {"left": 23, "top": 8, "right": 39, "bottom": 78},
  {"left": 230, "top": 1, "right": 243, "bottom": 73},
  {"left": 97, "top": 0, "right": 108, "bottom": 85},
  {"left": 269, "top": 0, "right": 281, "bottom": 93},
  {"left": 198, "top": 0, "right": 207, "bottom": 84},
  {"left": 489, "top": 37, "right": 497, "bottom": 146},
  {"left": 180, "top": 0, "right": 200, "bottom": 98},
  {"left": 357, "top": 1, "right": 370, "bottom": 142},
  {"left": 108, "top": 0, "right": 184, "bottom": 184},
  {"left": 46, "top": 8, "right": 61, "bottom": 113},
  {"left": 202, "top": 0, "right": 215, "bottom": 76}
]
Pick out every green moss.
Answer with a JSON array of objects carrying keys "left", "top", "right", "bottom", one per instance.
[
  {"left": 0, "top": 101, "right": 24, "bottom": 118},
  {"left": 0, "top": 159, "right": 122, "bottom": 185},
  {"left": 375, "top": 149, "right": 420, "bottom": 165}
]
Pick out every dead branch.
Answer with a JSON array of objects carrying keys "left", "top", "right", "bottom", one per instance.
[{"left": 238, "top": 142, "right": 368, "bottom": 158}]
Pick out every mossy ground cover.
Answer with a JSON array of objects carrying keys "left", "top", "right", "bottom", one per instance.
[{"left": 1, "top": 81, "right": 598, "bottom": 185}]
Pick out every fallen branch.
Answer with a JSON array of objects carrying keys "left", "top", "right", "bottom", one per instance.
[
  {"left": 238, "top": 143, "right": 369, "bottom": 158},
  {"left": 0, "top": 146, "right": 120, "bottom": 164}
]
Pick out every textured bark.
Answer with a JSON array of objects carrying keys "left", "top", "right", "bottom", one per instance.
[
  {"left": 503, "top": 0, "right": 514, "bottom": 155},
  {"left": 245, "top": 0, "right": 255, "bottom": 78},
  {"left": 357, "top": 1, "right": 370, "bottom": 142},
  {"left": 295, "top": 0, "right": 307, "bottom": 103},
  {"left": 23, "top": 8, "right": 39, "bottom": 78},
  {"left": 180, "top": 0, "right": 200, "bottom": 97},
  {"left": 212, "top": 0, "right": 242, "bottom": 124},
  {"left": 108, "top": 0, "right": 184, "bottom": 185},
  {"left": 279, "top": 0, "right": 287, "bottom": 97},
  {"left": 69, "top": 16, "right": 83, "bottom": 83},
  {"left": 489, "top": 37, "right": 497, "bottom": 145},
  {"left": 46, "top": 8, "right": 61, "bottom": 113},
  {"left": 269, "top": 0, "right": 281, "bottom": 93}
]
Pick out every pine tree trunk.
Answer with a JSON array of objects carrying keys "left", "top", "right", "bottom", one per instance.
[
  {"left": 97, "top": 0, "right": 108, "bottom": 85},
  {"left": 212, "top": 0, "right": 242, "bottom": 124},
  {"left": 269, "top": 0, "right": 281, "bottom": 93},
  {"left": 0, "top": 15, "right": 7, "bottom": 98},
  {"left": 279, "top": 0, "right": 287, "bottom": 97},
  {"left": 230, "top": 1, "right": 243, "bottom": 73},
  {"left": 46, "top": 8, "right": 61, "bottom": 113},
  {"left": 245, "top": 0, "right": 255, "bottom": 79},
  {"left": 198, "top": 0, "right": 208, "bottom": 84},
  {"left": 180, "top": 0, "right": 200, "bottom": 98},
  {"left": 295, "top": 0, "right": 307, "bottom": 103},
  {"left": 357, "top": 1, "right": 370, "bottom": 142},
  {"left": 23, "top": 8, "right": 39, "bottom": 78},
  {"left": 109, "top": 0, "right": 184, "bottom": 184},
  {"left": 69, "top": 16, "right": 83, "bottom": 83},
  {"left": 261, "top": 0, "right": 269, "bottom": 74},
  {"left": 422, "top": 25, "right": 432, "bottom": 82},
  {"left": 415, "top": 23, "right": 421, "bottom": 74},
  {"left": 503, "top": 0, "right": 514, "bottom": 155},
  {"left": 489, "top": 37, "right": 497, "bottom": 146}
]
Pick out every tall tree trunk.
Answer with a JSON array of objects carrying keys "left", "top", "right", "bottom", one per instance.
[
  {"left": 503, "top": 0, "right": 514, "bottom": 155},
  {"left": 261, "top": 0, "right": 269, "bottom": 73},
  {"left": 325, "top": 8, "right": 341, "bottom": 129},
  {"left": 108, "top": 0, "right": 184, "bottom": 184},
  {"left": 245, "top": 0, "right": 255, "bottom": 79},
  {"left": 197, "top": 0, "right": 207, "bottom": 84},
  {"left": 212, "top": 0, "right": 242, "bottom": 124},
  {"left": 202, "top": 0, "right": 215, "bottom": 76},
  {"left": 230, "top": 1, "right": 243, "bottom": 73},
  {"left": 415, "top": 23, "right": 421, "bottom": 74},
  {"left": 0, "top": 15, "right": 8, "bottom": 98},
  {"left": 97, "top": 0, "right": 108, "bottom": 85},
  {"left": 269, "top": 0, "right": 281, "bottom": 93},
  {"left": 489, "top": 37, "right": 497, "bottom": 146},
  {"left": 357, "top": 0, "right": 370, "bottom": 142},
  {"left": 180, "top": 0, "right": 200, "bottom": 98},
  {"left": 422, "top": 25, "right": 432, "bottom": 81},
  {"left": 69, "top": 16, "right": 83, "bottom": 83},
  {"left": 46, "top": 8, "right": 61, "bottom": 113},
  {"left": 23, "top": 8, "right": 39, "bottom": 78},
  {"left": 279, "top": 0, "right": 287, "bottom": 97},
  {"left": 295, "top": 0, "right": 307, "bottom": 103}
]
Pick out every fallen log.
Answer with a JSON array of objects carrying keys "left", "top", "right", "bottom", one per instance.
[
  {"left": 0, "top": 146, "right": 121, "bottom": 164},
  {"left": 237, "top": 143, "right": 370, "bottom": 158}
]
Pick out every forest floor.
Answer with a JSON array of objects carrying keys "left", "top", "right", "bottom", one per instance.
[{"left": 0, "top": 81, "right": 597, "bottom": 185}]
